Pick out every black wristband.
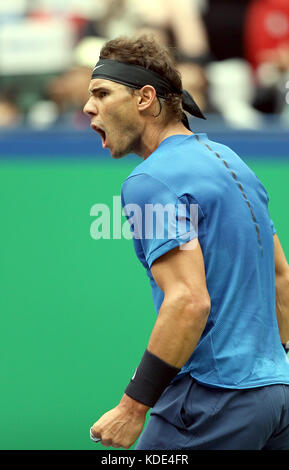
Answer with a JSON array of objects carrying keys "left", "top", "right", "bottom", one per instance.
[
  {"left": 282, "top": 343, "right": 289, "bottom": 353},
  {"left": 125, "top": 349, "right": 181, "bottom": 408}
]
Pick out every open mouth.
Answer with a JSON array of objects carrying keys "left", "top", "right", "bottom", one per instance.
[{"left": 91, "top": 124, "right": 107, "bottom": 148}]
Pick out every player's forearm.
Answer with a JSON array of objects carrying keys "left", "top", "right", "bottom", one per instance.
[
  {"left": 147, "top": 293, "right": 210, "bottom": 369},
  {"left": 275, "top": 273, "right": 289, "bottom": 343},
  {"left": 119, "top": 392, "right": 150, "bottom": 416}
]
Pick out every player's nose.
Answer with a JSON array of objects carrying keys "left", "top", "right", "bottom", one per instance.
[{"left": 83, "top": 98, "right": 98, "bottom": 117}]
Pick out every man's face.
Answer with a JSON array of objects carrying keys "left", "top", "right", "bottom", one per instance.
[{"left": 83, "top": 79, "right": 142, "bottom": 159}]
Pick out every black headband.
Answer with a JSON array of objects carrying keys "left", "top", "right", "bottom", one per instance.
[{"left": 91, "top": 58, "right": 206, "bottom": 120}]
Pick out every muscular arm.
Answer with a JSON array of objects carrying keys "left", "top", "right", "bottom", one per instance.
[
  {"left": 148, "top": 239, "right": 211, "bottom": 368},
  {"left": 274, "top": 233, "right": 289, "bottom": 344},
  {"left": 90, "top": 239, "right": 211, "bottom": 448},
  {"left": 147, "top": 233, "right": 289, "bottom": 359}
]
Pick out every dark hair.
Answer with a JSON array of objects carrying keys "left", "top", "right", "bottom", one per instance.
[{"left": 100, "top": 35, "right": 184, "bottom": 122}]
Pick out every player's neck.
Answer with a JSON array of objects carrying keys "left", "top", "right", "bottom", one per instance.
[{"left": 138, "top": 121, "right": 194, "bottom": 160}]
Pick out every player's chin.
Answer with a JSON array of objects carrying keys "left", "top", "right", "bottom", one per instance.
[{"left": 110, "top": 147, "right": 130, "bottom": 159}]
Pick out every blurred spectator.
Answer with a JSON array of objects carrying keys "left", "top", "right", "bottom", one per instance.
[
  {"left": 244, "top": 0, "right": 289, "bottom": 115},
  {"left": 194, "top": 0, "right": 266, "bottom": 128},
  {"left": 245, "top": 0, "right": 289, "bottom": 70},
  {"left": 80, "top": 0, "right": 138, "bottom": 39},
  {"left": 45, "top": 65, "right": 92, "bottom": 128},
  {"left": 206, "top": 59, "right": 264, "bottom": 129},
  {"left": 134, "top": 0, "right": 210, "bottom": 114},
  {"left": 202, "top": 0, "right": 251, "bottom": 61},
  {"left": 0, "top": 95, "right": 22, "bottom": 128},
  {"left": 39, "top": 0, "right": 211, "bottom": 126},
  {"left": 0, "top": 1, "right": 95, "bottom": 123},
  {"left": 0, "top": 0, "right": 287, "bottom": 130},
  {"left": 48, "top": 67, "right": 91, "bottom": 113},
  {"left": 134, "top": 0, "right": 210, "bottom": 61}
]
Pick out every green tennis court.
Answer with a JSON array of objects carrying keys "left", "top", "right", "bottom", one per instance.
[{"left": 0, "top": 157, "right": 288, "bottom": 450}]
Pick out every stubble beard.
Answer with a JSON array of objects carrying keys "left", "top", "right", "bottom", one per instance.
[{"left": 111, "top": 124, "right": 142, "bottom": 159}]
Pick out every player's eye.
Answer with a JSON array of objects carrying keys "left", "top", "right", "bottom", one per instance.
[{"left": 98, "top": 91, "right": 108, "bottom": 98}]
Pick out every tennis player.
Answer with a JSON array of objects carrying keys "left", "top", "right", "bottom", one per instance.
[{"left": 84, "top": 36, "right": 289, "bottom": 450}]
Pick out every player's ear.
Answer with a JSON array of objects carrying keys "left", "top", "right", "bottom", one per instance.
[{"left": 137, "top": 86, "right": 157, "bottom": 111}]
